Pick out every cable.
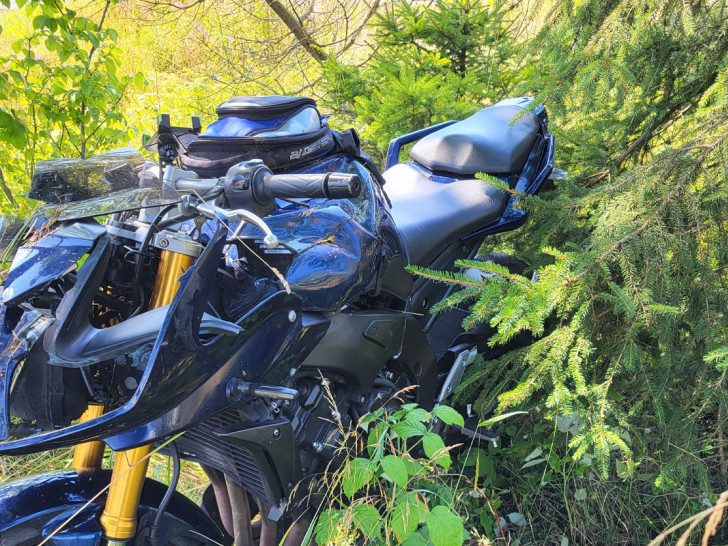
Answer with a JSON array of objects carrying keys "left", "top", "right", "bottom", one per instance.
[
  {"left": 130, "top": 203, "right": 177, "bottom": 318},
  {"left": 149, "top": 441, "right": 180, "bottom": 546},
  {"left": 79, "top": 367, "right": 97, "bottom": 400}
]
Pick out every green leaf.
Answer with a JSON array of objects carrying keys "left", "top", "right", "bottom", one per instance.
[
  {"left": 507, "top": 512, "right": 527, "bottom": 527},
  {"left": 425, "top": 506, "right": 465, "bottom": 546},
  {"left": 390, "top": 493, "right": 420, "bottom": 542},
  {"left": 393, "top": 419, "right": 427, "bottom": 439},
  {"left": 0, "top": 110, "right": 27, "bottom": 149},
  {"left": 403, "top": 456, "right": 425, "bottom": 477},
  {"left": 402, "top": 532, "right": 429, "bottom": 546},
  {"left": 342, "top": 458, "right": 375, "bottom": 499},
  {"left": 405, "top": 407, "right": 431, "bottom": 423},
  {"left": 524, "top": 448, "right": 543, "bottom": 461},
  {"left": 521, "top": 458, "right": 547, "bottom": 469},
  {"left": 32, "top": 15, "right": 50, "bottom": 30},
  {"left": 459, "top": 447, "right": 486, "bottom": 467},
  {"left": 352, "top": 503, "right": 381, "bottom": 536},
  {"left": 367, "top": 421, "right": 389, "bottom": 459},
  {"left": 104, "top": 57, "right": 117, "bottom": 78},
  {"left": 459, "top": 448, "right": 493, "bottom": 477},
  {"left": 432, "top": 405, "right": 465, "bottom": 427},
  {"left": 478, "top": 411, "right": 527, "bottom": 427},
  {"left": 358, "top": 407, "right": 383, "bottom": 427},
  {"left": 416, "top": 479, "right": 454, "bottom": 507},
  {"left": 314, "top": 508, "right": 343, "bottom": 545},
  {"left": 616, "top": 458, "right": 635, "bottom": 478},
  {"left": 380, "top": 454, "right": 409, "bottom": 488},
  {"left": 422, "top": 432, "right": 450, "bottom": 470}
]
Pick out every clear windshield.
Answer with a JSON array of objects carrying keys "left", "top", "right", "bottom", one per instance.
[
  {"left": 52, "top": 187, "right": 180, "bottom": 221},
  {"left": 30, "top": 148, "right": 149, "bottom": 203},
  {"left": 29, "top": 149, "right": 181, "bottom": 221}
]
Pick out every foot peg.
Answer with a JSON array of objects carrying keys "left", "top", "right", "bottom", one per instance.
[{"left": 457, "top": 413, "right": 498, "bottom": 446}]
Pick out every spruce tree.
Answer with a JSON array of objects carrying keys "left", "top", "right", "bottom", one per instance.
[
  {"left": 322, "top": 0, "right": 517, "bottom": 159},
  {"left": 412, "top": 0, "right": 728, "bottom": 493}
]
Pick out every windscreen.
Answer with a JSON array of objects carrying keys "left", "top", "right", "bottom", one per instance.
[
  {"left": 29, "top": 147, "right": 150, "bottom": 204},
  {"left": 1, "top": 151, "right": 180, "bottom": 261}
]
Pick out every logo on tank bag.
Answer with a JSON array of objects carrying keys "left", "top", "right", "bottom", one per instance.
[{"left": 290, "top": 134, "right": 334, "bottom": 161}]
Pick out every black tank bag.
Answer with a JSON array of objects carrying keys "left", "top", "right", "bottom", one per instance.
[{"left": 180, "top": 95, "right": 337, "bottom": 178}]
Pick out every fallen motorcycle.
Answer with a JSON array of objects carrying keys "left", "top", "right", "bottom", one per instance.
[{"left": 0, "top": 95, "right": 556, "bottom": 545}]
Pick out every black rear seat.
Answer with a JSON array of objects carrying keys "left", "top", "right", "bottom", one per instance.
[{"left": 410, "top": 99, "right": 539, "bottom": 175}]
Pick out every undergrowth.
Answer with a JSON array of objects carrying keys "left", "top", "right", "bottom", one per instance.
[{"left": 0, "top": 447, "right": 209, "bottom": 504}]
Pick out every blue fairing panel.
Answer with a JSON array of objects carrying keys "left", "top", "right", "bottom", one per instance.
[
  {"left": 0, "top": 308, "right": 54, "bottom": 439},
  {"left": 2, "top": 222, "right": 105, "bottom": 306},
  {"left": 0, "top": 470, "right": 226, "bottom": 545},
  {"left": 0, "top": 221, "right": 306, "bottom": 453},
  {"left": 268, "top": 202, "right": 378, "bottom": 311},
  {"left": 233, "top": 156, "right": 405, "bottom": 311}
]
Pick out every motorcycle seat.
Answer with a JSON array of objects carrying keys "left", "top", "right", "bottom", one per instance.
[
  {"left": 409, "top": 101, "right": 539, "bottom": 175},
  {"left": 383, "top": 163, "right": 509, "bottom": 265}
]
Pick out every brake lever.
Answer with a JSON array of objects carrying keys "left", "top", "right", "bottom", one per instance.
[{"left": 195, "top": 201, "right": 279, "bottom": 249}]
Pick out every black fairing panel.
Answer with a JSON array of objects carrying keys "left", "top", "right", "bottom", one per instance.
[
  {"left": 409, "top": 103, "right": 538, "bottom": 175},
  {"left": 383, "top": 163, "right": 509, "bottom": 266},
  {"left": 299, "top": 312, "right": 406, "bottom": 392},
  {"left": 298, "top": 312, "right": 437, "bottom": 405}
]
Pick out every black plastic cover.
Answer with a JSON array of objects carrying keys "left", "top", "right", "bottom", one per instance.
[{"left": 216, "top": 95, "right": 317, "bottom": 120}]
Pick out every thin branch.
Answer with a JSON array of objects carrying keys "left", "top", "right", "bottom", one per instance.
[
  {"left": 263, "top": 0, "right": 328, "bottom": 63},
  {"left": 0, "top": 167, "right": 18, "bottom": 210},
  {"left": 566, "top": 146, "right": 715, "bottom": 287}
]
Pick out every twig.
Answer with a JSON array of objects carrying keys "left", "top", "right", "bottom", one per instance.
[
  {"left": 646, "top": 497, "right": 728, "bottom": 546},
  {"left": 0, "top": 167, "right": 18, "bottom": 210}
]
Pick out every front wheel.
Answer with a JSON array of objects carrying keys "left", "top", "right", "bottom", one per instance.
[{"left": 0, "top": 470, "right": 228, "bottom": 546}]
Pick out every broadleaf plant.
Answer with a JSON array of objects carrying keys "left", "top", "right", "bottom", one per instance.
[{"left": 314, "top": 400, "right": 482, "bottom": 545}]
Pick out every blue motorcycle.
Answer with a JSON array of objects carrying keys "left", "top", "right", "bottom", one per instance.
[{"left": 0, "top": 95, "right": 555, "bottom": 545}]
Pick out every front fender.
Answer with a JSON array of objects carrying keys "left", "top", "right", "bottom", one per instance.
[{"left": 0, "top": 470, "right": 227, "bottom": 545}]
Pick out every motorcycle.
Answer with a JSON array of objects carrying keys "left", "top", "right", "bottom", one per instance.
[{"left": 0, "top": 95, "right": 556, "bottom": 545}]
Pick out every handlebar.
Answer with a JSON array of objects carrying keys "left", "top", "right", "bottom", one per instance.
[
  {"left": 166, "top": 161, "right": 362, "bottom": 247},
  {"left": 261, "top": 172, "right": 361, "bottom": 201},
  {"left": 167, "top": 163, "right": 362, "bottom": 204},
  {"left": 175, "top": 178, "right": 222, "bottom": 194}
]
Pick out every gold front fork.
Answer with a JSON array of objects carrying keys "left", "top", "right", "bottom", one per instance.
[
  {"left": 72, "top": 405, "right": 106, "bottom": 472},
  {"left": 73, "top": 287, "right": 121, "bottom": 473},
  {"left": 99, "top": 249, "right": 195, "bottom": 542}
]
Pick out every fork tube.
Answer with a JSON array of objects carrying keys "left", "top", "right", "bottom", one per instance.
[
  {"left": 100, "top": 249, "right": 195, "bottom": 542},
  {"left": 148, "top": 250, "right": 196, "bottom": 309},
  {"left": 72, "top": 405, "right": 105, "bottom": 472}
]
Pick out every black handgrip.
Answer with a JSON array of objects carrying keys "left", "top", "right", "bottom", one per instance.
[{"left": 262, "top": 172, "right": 361, "bottom": 200}]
